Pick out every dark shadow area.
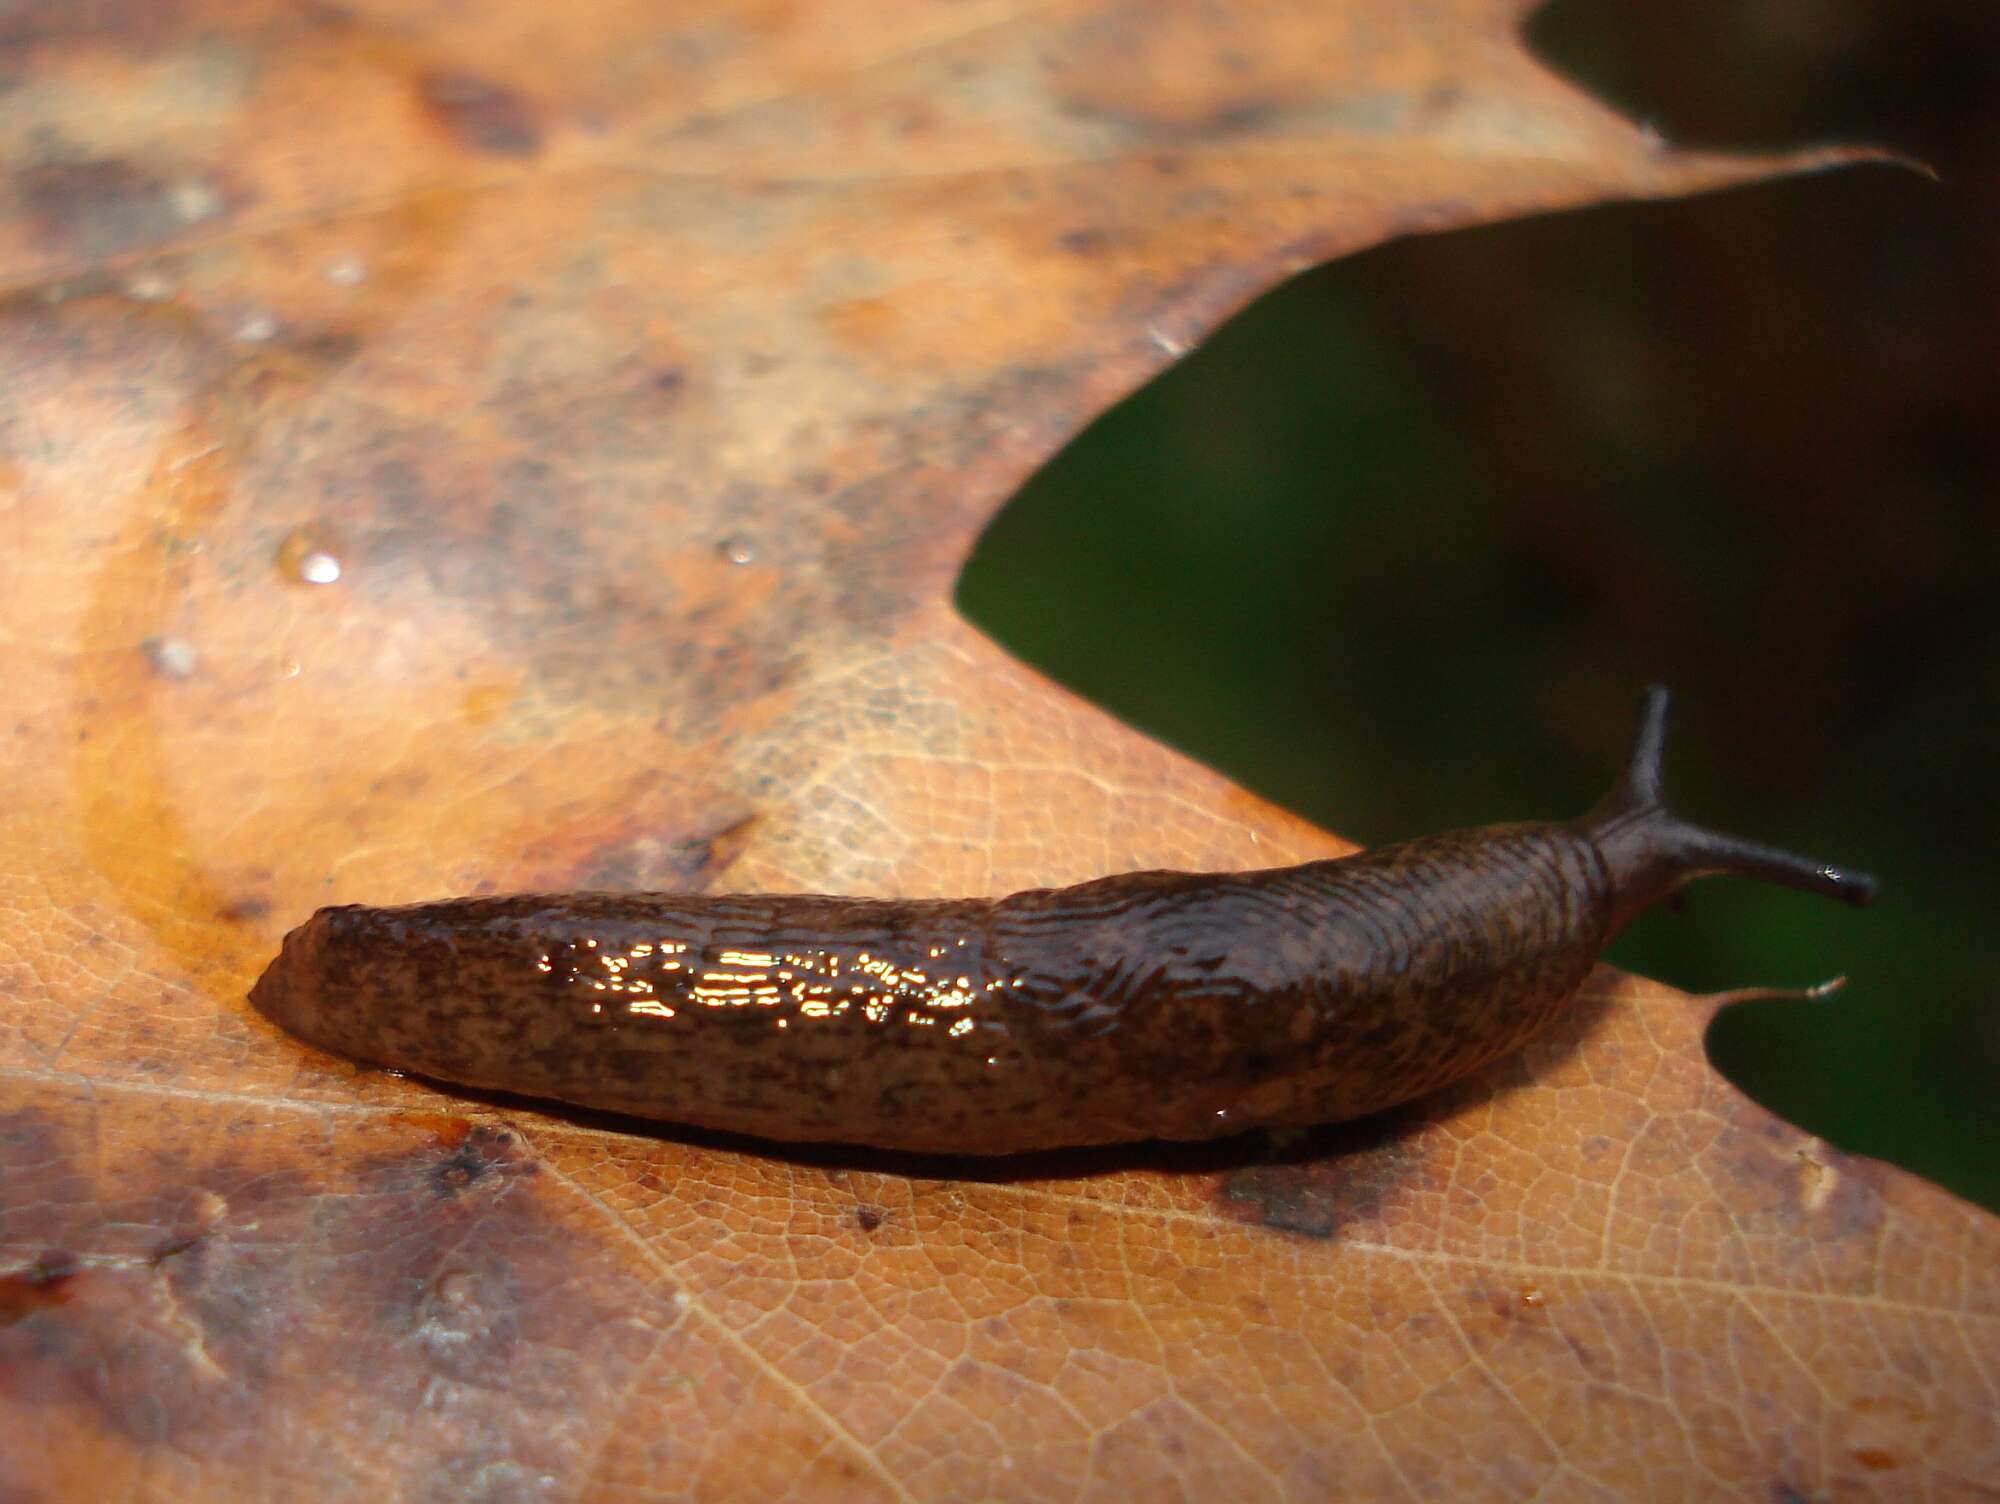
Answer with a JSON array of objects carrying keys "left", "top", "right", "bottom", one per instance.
[
  {"left": 401, "top": 1068, "right": 1416, "bottom": 1184},
  {"left": 958, "top": 2, "right": 1999, "bottom": 1209}
]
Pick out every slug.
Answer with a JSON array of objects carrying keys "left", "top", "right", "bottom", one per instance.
[{"left": 250, "top": 687, "right": 1875, "bottom": 1154}]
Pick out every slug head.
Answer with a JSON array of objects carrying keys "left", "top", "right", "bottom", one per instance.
[{"left": 1577, "top": 686, "right": 1878, "bottom": 936}]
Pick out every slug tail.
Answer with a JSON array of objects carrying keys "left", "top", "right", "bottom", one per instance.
[{"left": 1580, "top": 685, "right": 1878, "bottom": 931}]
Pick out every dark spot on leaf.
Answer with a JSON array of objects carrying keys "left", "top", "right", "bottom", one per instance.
[
  {"left": 297, "top": 0, "right": 357, "bottom": 28},
  {"left": 1059, "top": 227, "right": 1112, "bottom": 256},
  {"left": 1215, "top": 1111, "right": 1421, "bottom": 1239},
  {"left": 1207, "top": 101, "right": 1272, "bottom": 134},
  {"left": 19, "top": 157, "right": 186, "bottom": 260},
  {"left": 217, "top": 895, "right": 272, "bottom": 924},
  {"left": 660, "top": 838, "right": 723, "bottom": 885},
  {"left": 291, "top": 329, "right": 363, "bottom": 367},
  {"left": 1220, "top": 1166, "right": 1336, "bottom": 1238},
  {"left": 0, "top": 1252, "right": 78, "bottom": 1326},
  {"left": 428, "top": 1125, "right": 529, "bottom": 1198},
  {"left": 855, "top": 1206, "right": 885, "bottom": 1233},
  {"left": 419, "top": 69, "right": 541, "bottom": 157}
]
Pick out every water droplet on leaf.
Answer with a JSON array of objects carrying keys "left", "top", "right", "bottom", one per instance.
[{"left": 276, "top": 526, "right": 344, "bottom": 586}]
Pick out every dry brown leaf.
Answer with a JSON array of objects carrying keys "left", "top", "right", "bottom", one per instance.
[{"left": 1, "top": 1, "right": 1989, "bottom": 1499}]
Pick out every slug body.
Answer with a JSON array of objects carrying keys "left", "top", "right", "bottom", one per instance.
[{"left": 251, "top": 689, "right": 1874, "bottom": 1153}]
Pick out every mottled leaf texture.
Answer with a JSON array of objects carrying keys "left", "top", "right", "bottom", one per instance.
[{"left": 0, "top": 2, "right": 1988, "bottom": 1501}]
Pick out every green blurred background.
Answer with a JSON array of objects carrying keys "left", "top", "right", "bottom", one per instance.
[{"left": 958, "top": 0, "right": 1999, "bottom": 1208}]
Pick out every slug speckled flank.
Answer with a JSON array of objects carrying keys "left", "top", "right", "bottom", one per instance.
[{"left": 251, "top": 687, "right": 1875, "bottom": 1154}]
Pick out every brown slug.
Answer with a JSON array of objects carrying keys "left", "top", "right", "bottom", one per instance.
[{"left": 250, "top": 687, "right": 1875, "bottom": 1154}]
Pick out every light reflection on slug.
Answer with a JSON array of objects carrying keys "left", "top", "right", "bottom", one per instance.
[{"left": 546, "top": 931, "right": 1028, "bottom": 1040}]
